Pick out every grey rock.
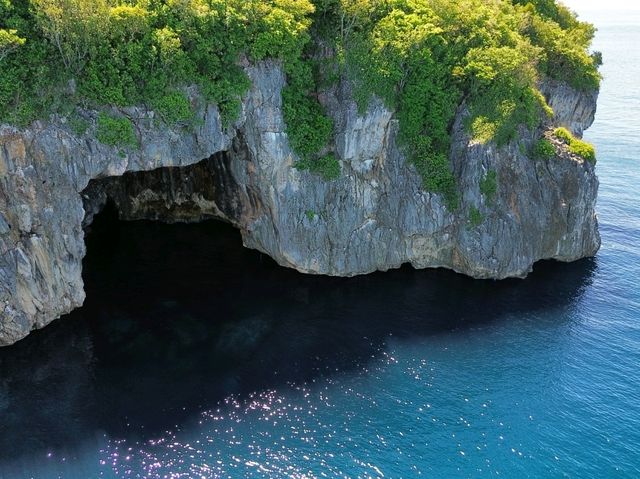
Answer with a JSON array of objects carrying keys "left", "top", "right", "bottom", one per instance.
[
  {"left": 0, "top": 213, "right": 9, "bottom": 235},
  {"left": 0, "top": 61, "right": 600, "bottom": 346},
  {"left": 541, "top": 79, "right": 599, "bottom": 137}
]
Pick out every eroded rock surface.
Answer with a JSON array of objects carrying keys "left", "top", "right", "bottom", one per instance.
[{"left": 0, "top": 62, "right": 599, "bottom": 346}]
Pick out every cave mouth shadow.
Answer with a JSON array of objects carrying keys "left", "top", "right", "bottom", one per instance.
[{"left": 0, "top": 204, "right": 598, "bottom": 464}]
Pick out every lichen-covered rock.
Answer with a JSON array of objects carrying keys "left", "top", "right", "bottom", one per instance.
[{"left": 0, "top": 62, "right": 600, "bottom": 346}]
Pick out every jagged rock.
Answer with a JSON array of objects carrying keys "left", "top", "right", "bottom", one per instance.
[{"left": 0, "top": 62, "right": 600, "bottom": 346}]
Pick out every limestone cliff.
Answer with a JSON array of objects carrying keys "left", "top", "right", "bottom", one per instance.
[{"left": 0, "top": 62, "right": 599, "bottom": 346}]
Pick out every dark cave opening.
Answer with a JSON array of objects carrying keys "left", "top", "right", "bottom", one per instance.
[{"left": 81, "top": 149, "right": 245, "bottom": 229}]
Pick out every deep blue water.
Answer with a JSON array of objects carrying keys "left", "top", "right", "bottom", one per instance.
[{"left": 1, "top": 9, "right": 640, "bottom": 479}]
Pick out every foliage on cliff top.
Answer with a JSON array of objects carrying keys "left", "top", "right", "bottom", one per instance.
[
  {"left": 0, "top": 0, "right": 599, "bottom": 193},
  {"left": 312, "top": 0, "right": 599, "bottom": 205},
  {"left": 0, "top": 0, "right": 318, "bottom": 126}
]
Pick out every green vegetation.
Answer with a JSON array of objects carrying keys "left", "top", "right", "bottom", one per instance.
[
  {"left": 469, "top": 206, "right": 484, "bottom": 227},
  {"left": 553, "top": 127, "right": 573, "bottom": 143},
  {"left": 312, "top": 0, "right": 597, "bottom": 206},
  {"left": 567, "top": 137, "right": 596, "bottom": 164},
  {"left": 96, "top": 112, "right": 137, "bottom": 148},
  {"left": 0, "top": 25, "right": 23, "bottom": 61},
  {"left": 296, "top": 153, "right": 341, "bottom": 181},
  {"left": 0, "top": 0, "right": 324, "bottom": 133},
  {"left": 68, "top": 115, "right": 89, "bottom": 136},
  {"left": 534, "top": 138, "right": 556, "bottom": 160},
  {"left": 480, "top": 170, "right": 498, "bottom": 201},
  {"left": 305, "top": 210, "right": 317, "bottom": 221},
  {"left": 152, "top": 90, "right": 194, "bottom": 126},
  {"left": 282, "top": 74, "right": 333, "bottom": 163},
  {"left": 554, "top": 127, "right": 596, "bottom": 163},
  {"left": 513, "top": 0, "right": 602, "bottom": 90},
  {"left": 0, "top": 0, "right": 599, "bottom": 190}
]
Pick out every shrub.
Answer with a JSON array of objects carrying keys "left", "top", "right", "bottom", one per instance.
[
  {"left": 411, "top": 147, "right": 459, "bottom": 210},
  {"left": 534, "top": 138, "right": 556, "bottom": 160},
  {"left": 68, "top": 115, "right": 89, "bottom": 136},
  {"left": 514, "top": 0, "right": 602, "bottom": 90},
  {"left": 0, "top": 28, "right": 24, "bottom": 61},
  {"left": 553, "top": 127, "right": 596, "bottom": 163},
  {"left": 462, "top": 45, "right": 549, "bottom": 146},
  {"left": 282, "top": 63, "right": 334, "bottom": 162},
  {"left": 554, "top": 127, "right": 573, "bottom": 143},
  {"left": 480, "top": 170, "right": 497, "bottom": 201},
  {"left": 0, "top": 24, "right": 60, "bottom": 126},
  {"left": 296, "top": 153, "right": 341, "bottom": 181},
  {"left": 568, "top": 138, "right": 596, "bottom": 164},
  {"left": 469, "top": 206, "right": 484, "bottom": 227},
  {"left": 152, "top": 90, "right": 193, "bottom": 126},
  {"left": 96, "top": 112, "right": 137, "bottom": 148}
]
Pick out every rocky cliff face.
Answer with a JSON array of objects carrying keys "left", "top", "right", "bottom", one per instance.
[{"left": 0, "top": 62, "right": 599, "bottom": 346}]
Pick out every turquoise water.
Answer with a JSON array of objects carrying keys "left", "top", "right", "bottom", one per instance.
[{"left": 1, "top": 9, "right": 640, "bottom": 479}]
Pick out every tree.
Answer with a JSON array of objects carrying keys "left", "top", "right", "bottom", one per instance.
[
  {"left": 31, "top": 0, "right": 110, "bottom": 74},
  {"left": 0, "top": 28, "right": 24, "bottom": 61},
  {"left": 0, "top": 0, "right": 12, "bottom": 19}
]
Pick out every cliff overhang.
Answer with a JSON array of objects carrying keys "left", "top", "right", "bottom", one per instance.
[{"left": 0, "top": 63, "right": 600, "bottom": 346}]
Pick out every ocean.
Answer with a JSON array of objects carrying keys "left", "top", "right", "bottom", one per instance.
[{"left": 1, "top": 8, "right": 639, "bottom": 479}]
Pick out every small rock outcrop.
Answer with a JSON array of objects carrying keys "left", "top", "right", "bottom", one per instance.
[{"left": 0, "top": 62, "right": 599, "bottom": 346}]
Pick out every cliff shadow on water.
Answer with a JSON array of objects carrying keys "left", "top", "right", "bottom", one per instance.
[{"left": 0, "top": 206, "right": 598, "bottom": 464}]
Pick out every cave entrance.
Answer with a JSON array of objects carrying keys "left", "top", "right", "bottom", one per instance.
[
  {"left": 76, "top": 147, "right": 262, "bottom": 345},
  {"left": 55, "top": 180, "right": 283, "bottom": 437},
  {"left": 82, "top": 149, "right": 244, "bottom": 228},
  {"left": 76, "top": 148, "right": 286, "bottom": 386},
  {"left": 79, "top": 192, "right": 259, "bottom": 328},
  {"left": 78, "top": 148, "right": 265, "bottom": 329}
]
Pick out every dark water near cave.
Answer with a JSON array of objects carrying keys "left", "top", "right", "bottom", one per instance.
[{"left": 2, "top": 9, "right": 640, "bottom": 479}]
